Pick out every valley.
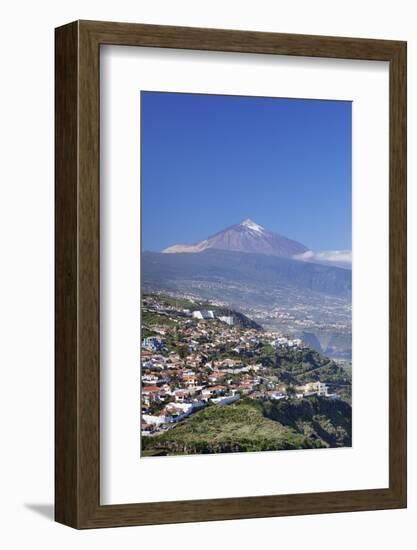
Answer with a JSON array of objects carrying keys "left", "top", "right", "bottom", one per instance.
[{"left": 142, "top": 246, "right": 352, "bottom": 359}]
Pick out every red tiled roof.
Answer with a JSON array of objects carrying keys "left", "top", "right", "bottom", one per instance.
[{"left": 143, "top": 386, "right": 161, "bottom": 393}]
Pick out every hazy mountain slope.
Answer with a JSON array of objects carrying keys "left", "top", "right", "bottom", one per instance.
[{"left": 143, "top": 248, "right": 351, "bottom": 299}]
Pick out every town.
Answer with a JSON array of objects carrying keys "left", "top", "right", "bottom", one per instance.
[{"left": 141, "top": 294, "right": 347, "bottom": 438}]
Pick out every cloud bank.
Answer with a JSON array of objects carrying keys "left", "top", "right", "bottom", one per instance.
[{"left": 293, "top": 249, "right": 352, "bottom": 269}]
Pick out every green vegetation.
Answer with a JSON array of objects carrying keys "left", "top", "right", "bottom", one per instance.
[
  {"left": 257, "top": 342, "right": 276, "bottom": 367},
  {"left": 142, "top": 309, "right": 177, "bottom": 327},
  {"left": 142, "top": 396, "right": 352, "bottom": 456},
  {"left": 257, "top": 345, "right": 351, "bottom": 400},
  {"left": 146, "top": 294, "right": 198, "bottom": 310}
]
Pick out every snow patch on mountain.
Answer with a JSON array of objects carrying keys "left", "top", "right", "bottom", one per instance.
[{"left": 240, "top": 218, "right": 265, "bottom": 233}]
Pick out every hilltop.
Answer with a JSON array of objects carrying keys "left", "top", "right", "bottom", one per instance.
[
  {"left": 142, "top": 396, "right": 352, "bottom": 456},
  {"left": 142, "top": 293, "right": 262, "bottom": 332}
]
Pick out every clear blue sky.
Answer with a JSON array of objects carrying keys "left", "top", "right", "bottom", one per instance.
[{"left": 141, "top": 91, "right": 351, "bottom": 252}]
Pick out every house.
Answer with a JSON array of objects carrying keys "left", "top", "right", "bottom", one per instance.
[
  {"left": 274, "top": 336, "right": 289, "bottom": 347},
  {"left": 201, "top": 385, "right": 226, "bottom": 399},
  {"left": 141, "top": 422, "right": 156, "bottom": 435},
  {"left": 248, "top": 391, "right": 263, "bottom": 400},
  {"left": 164, "top": 401, "right": 205, "bottom": 422},
  {"left": 287, "top": 338, "right": 303, "bottom": 348},
  {"left": 208, "top": 371, "right": 226, "bottom": 383},
  {"left": 142, "top": 385, "right": 162, "bottom": 395},
  {"left": 142, "top": 336, "right": 164, "bottom": 351},
  {"left": 142, "top": 385, "right": 166, "bottom": 404},
  {"left": 298, "top": 381, "right": 329, "bottom": 397},
  {"left": 182, "top": 372, "right": 198, "bottom": 387},
  {"left": 267, "top": 391, "right": 287, "bottom": 401},
  {"left": 142, "top": 373, "right": 159, "bottom": 384},
  {"left": 237, "top": 382, "right": 256, "bottom": 394},
  {"left": 174, "top": 390, "right": 192, "bottom": 402},
  {"left": 219, "top": 358, "right": 240, "bottom": 368}
]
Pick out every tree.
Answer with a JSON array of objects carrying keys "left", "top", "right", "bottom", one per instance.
[{"left": 178, "top": 345, "right": 188, "bottom": 359}]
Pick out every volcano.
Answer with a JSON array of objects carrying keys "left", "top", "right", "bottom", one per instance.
[{"left": 162, "top": 218, "right": 309, "bottom": 258}]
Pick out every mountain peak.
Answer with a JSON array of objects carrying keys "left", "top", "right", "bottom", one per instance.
[
  {"left": 162, "top": 218, "right": 309, "bottom": 257},
  {"left": 240, "top": 219, "right": 265, "bottom": 233}
]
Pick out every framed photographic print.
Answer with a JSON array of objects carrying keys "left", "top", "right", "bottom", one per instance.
[{"left": 55, "top": 20, "right": 407, "bottom": 528}]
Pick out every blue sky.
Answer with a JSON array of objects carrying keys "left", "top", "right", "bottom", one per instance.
[{"left": 141, "top": 92, "right": 351, "bottom": 252}]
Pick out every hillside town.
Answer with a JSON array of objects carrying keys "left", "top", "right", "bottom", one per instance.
[{"left": 141, "top": 294, "right": 343, "bottom": 437}]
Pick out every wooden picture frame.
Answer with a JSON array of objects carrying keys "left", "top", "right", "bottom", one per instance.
[{"left": 55, "top": 20, "right": 407, "bottom": 529}]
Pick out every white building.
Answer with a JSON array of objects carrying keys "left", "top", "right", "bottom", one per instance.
[
  {"left": 269, "top": 392, "right": 287, "bottom": 401},
  {"left": 211, "top": 394, "right": 240, "bottom": 406},
  {"left": 142, "top": 414, "right": 173, "bottom": 426},
  {"left": 218, "top": 315, "right": 234, "bottom": 326},
  {"left": 192, "top": 310, "right": 215, "bottom": 320}
]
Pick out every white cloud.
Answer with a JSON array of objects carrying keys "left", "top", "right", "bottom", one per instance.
[{"left": 293, "top": 249, "right": 352, "bottom": 268}]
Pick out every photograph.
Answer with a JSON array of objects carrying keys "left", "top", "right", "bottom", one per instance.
[
  {"left": 140, "top": 91, "right": 353, "bottom": 457},
  {"left": 2, "top": 4, "right": 406, "bottom": 539}
]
